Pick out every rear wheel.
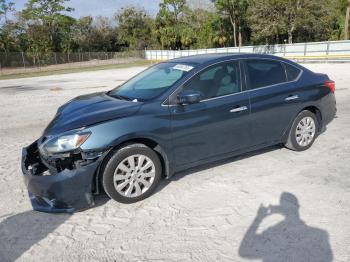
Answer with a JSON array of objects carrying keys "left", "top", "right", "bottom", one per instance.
[
  {"left": 285, "top": 110, "right": 318, "bottom": 151},
  {"left": 102, "top": 144, "right": 162, "bottom": 204}
]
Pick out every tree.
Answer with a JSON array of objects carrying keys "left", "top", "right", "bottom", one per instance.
[
  {"left": 0, "top": 0, "right": 14, "bottom": 23},
  {"left": 0, "top": 0, "right": 17, "bottom": 52},
  {"left": 345, "top": 0, "right": 350, "bottom": 39},
  {"left": 293, "top": 0, "right": 334, "bottom": 43},
  {"left": 213, "top": 0, "right": 249, "bottom": 47},
  {"left": 72, "top": 16, "right": 93, "bottom": 51},
  {"left": 284, "top": 0, "right": 301, "bottom": 44},
  {"left": 0, "top": 0, "right": 348, "bottom": 56},
  {"left": 155, "top": 0, "right": 189, "bottom": 49},
  {"left": 21, "top": 0, "right": 75, "bottom": 52},
  {"left": 248, "top": 0, "right": 285, "bottom": 44},
  {"left": 187, "top": 8, "right": 219, "bottom": 48},
  {"left": 90, "top": 16, "right": 118, "bottom": 52},
  {"left": 212, "top": 16, "right": 229, "bottom": 47},
  {"left": 22, "top": 0, "right": 74, "bottom": 21},
  {"left": 116, "top": 7, "right": 155, "bottom": 50},
  {"left": 0, "top": 22, "right": 16, "bottom": 51},
  {"left": 248, "top": 0, "right": 334, "bottom": 45},
  {"left": 57, "top": 15, "right": 76, "bottom": 52}
]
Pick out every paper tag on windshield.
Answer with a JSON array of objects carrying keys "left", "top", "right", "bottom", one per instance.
[{"left": 173, "top": 64, "right": 194, "bottom": 72}]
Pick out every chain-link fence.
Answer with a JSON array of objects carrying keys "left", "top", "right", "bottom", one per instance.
[
  {"left": 4, "top": 40, "right": 350, "bottom": 76},
  {"left": 0, "top": 51, "right": 146, "bottom": 75}
]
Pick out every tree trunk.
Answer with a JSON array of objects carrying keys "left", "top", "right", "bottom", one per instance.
[
  {"left": 238, "top": 25, "right": 243, "bottom": 47},
  {"left": 229, "top": 15, "right": 237, "bottom": 47},
  {"left": 288, "top": 23, "right": 295, "bottom": 44},
  {"left": 233, "top": 21, "right": 237, "bottom": 47},
  {"left": 288, "top": 29, "right": 293, "bottom": 44},
  {"left": 345, "top": 0, "right": 350, "bottom": 40}
]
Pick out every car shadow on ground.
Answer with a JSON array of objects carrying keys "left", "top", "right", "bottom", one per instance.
[
  {"left": 238, "top": 192, "right": 333, "bottom": 262},
  {"left": 0, "top": 211, "right": 70, "bottom": 262},
  {"left": 93, "top": 145, "right": 284, "bottom": 207},
  {"left": 155, "top": 144, "right": 283, "bottom": 194}
]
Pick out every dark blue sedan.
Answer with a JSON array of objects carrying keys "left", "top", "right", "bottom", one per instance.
[{"left": 21, "top": 54, "right": 336, "bottom": 212}]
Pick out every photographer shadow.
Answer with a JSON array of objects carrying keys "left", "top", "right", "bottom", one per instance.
[{"left": 239, "top": 192, "right": 333, "bottom": 262}]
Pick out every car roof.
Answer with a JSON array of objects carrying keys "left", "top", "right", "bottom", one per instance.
[{"left": 167, "top": 53, "right": 288, "bottom": 66}]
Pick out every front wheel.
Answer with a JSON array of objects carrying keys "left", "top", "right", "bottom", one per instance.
[
  {"left": 102, "top": 143, "right": 162, "bottom": 204},
  {"left": 285, "top": 110, "right": 318, "bottom": 151}
]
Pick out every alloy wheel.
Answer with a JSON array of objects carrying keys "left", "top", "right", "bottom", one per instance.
[
  {"left": 113, "top": 154, "right": 156, "bottom": 198},
  {"left": 295, "top": 116, "right": 316, "bottom": 147}
]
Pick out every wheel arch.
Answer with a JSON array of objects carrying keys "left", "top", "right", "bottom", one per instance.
[
  {"left": 282, "top": 104, "right": 323, "bottom": 143},
  {"left": 301, "top": 105, "right": 322, "bottom": 131},
  {"left": 92, "top": 136, "right": 171, "bottom": 195}
]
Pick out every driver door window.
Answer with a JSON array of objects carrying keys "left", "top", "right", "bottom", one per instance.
[{"left": 183, "top": 61, "right": 241, "bottom": 100}]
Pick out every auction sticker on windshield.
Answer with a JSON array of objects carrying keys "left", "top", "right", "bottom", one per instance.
[{"left": 173, "top": 64, "right": 194, "bottom": 72}]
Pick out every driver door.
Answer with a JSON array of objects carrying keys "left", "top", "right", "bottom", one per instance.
[{"left": 169, "top": 60, "right": 252, "bottom": 169}]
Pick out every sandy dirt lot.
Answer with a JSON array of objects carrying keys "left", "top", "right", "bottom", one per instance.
[{"left": 0, "top": 63, "right": 349, "bottom": 262}]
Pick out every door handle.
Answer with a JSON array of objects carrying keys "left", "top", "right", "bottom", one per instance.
[
  {"left": 230, "top": 106, "right": 248, "bottom": 113},
  {"left": 285, "top": 95, "right": 299, "bottom": 101}
]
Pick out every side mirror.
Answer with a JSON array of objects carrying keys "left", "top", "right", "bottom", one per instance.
[{"left": 177, "top": 90, "right": 202, "bottom": 105}]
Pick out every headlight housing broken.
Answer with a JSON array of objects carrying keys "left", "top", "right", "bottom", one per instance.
[{"left": 40, "top": 131, "right": 91, "bottom": 154}]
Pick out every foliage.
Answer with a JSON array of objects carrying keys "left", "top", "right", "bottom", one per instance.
[
  {"left": 0, "top": 0, "right": 349, "bottom": 54},
  {"left": 213, "top": 0, "right": 249, "bottom": 46},
  {"left": 116, "top": 7, "right": 155, "bottom": 50},
  {"left": 0, "top": 0, "right": 14, "bottom": 23},
  {"left": 155, "top": 0, "right": 189, "bottom": 49},
  {"left": 20, "top": 0, "right": 75, "bottom": 52},
  {"left": 247, "top": 0, "right": 342, "bottom": 45}
]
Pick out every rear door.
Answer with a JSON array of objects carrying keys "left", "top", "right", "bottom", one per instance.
[
  {"left": 169, "top": 60, "right": 251, "bottom": 168},
  {"left": 243, "top": 59, "right": 302, "bottom": 146}
]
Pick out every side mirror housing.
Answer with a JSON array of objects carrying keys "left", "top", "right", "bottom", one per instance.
[{"left": 177, "top": 90, "right": 202, "bottom": 105}]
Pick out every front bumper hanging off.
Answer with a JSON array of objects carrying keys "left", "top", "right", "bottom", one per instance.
[{"left": 21, "top": 141, "right": 103, "bottom": 213}]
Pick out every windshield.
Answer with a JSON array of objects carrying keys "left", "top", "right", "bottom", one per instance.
[{"left": 108, "top": 62, "right": 194, "bottom": 101}]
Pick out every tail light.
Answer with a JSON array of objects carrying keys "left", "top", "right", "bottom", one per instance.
[{"left": 324, "top": 80, "right": 335, "bottom": 93}]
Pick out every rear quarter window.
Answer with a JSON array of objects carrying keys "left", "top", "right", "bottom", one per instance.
[{"left": 284, "top": 63, "right": 302, "bottom": 81}]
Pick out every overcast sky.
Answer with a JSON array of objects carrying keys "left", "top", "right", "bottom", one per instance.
[{"left": 12, "top": 0, "right": 162, "bottom": 17}]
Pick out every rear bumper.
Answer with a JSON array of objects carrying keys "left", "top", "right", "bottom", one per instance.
[
  {"left": 21, "top": 141, "right": 102, "bottom": 213},
  {"left": 321, "top": 93, "right": 337, "bottom": 128}
]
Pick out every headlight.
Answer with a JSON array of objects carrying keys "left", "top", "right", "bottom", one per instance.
[{"left": 40, "top": 131, "right": 91, "bottom": 154}]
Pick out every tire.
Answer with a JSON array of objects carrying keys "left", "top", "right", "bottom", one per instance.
[
  {"left": 285, "top": 110, "right": 319, "bottom": 151},
  {"left": 102, "top": 143, "right": 162, "bottom": 204}
]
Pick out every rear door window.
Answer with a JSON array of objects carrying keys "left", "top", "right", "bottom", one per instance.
[{"left": 245, "top": 60, "right": 287, "bottom": 90}]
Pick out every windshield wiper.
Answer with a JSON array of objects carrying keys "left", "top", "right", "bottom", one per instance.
[
  {"left": 106, "top": 91, "right": 132, "bottom": 101},
  {"left": 114, "top": 95, "right": 132, "bottom": 101}
]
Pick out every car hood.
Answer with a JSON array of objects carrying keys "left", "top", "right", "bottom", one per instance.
[{"left": 43, "top": 92, "right": 141, "bottom": 136}]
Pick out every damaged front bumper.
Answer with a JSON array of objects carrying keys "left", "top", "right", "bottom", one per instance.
[{"left": 21, "top": 140, "right": 105, "bottom": 213}]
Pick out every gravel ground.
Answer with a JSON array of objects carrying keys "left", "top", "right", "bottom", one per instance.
[{"left": 0, "top": 63, "right": 349, "bottom": 262}]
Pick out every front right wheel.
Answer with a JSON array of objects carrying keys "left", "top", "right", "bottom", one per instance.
[{"left": 285, "top": 110, "right": 319, "bottom": 151}]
